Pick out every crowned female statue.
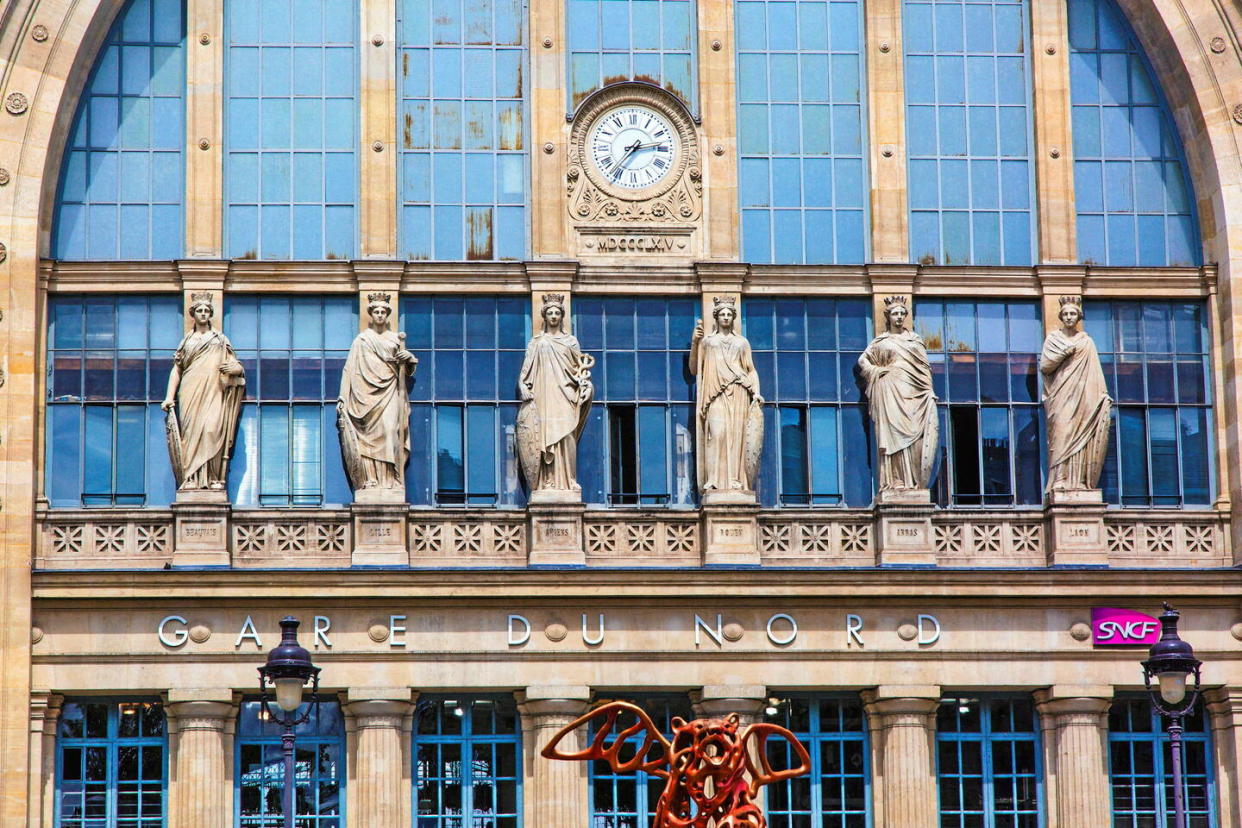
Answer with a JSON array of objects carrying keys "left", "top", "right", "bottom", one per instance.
[
  {"left": 858, "top": 295, "right": 939, "bottom": 495},
  {"left": 161, "top": 293, "right": 246, "bottom": 491},
  {"left": 337, "top": 292, "right": 417, "bottom": 497},
  {"left": 516, "top": 294, "right": 595, "bottom": 502},
  {"left": 1041, "top": 296, "right": 1112, "bottom": 496},
  {"left": 689, "top": 296, "right": 764, "bottom": 503}
]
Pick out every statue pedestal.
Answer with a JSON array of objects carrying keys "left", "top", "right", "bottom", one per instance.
[
  {"left": 1046, "top": 489, "right": 1108, "bottom": 567},
  {"left": 875, "top": 489, "right": 935, "bottom": 566},
  {"left": 528, "top": 502, "right": 585, "bottom": 566},
  {"left": 702, "top": 504, "right": 760, "bottom": 566},
  {"left": 171, "top": 490, "right": 230, "bottom": 567},
  {"left": 351, "top": 502, "right": 409, "bottom": 566}
]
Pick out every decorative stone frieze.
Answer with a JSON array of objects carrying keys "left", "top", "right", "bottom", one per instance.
[
  {"left": 931, "top": 512, "right": 1045, "bottom": 565},
  {"left": 583, "top": 511, "right": 700, "bottom": 565}
]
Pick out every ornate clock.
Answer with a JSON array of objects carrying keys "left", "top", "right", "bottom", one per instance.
[{"left": 567, "top": 83, "right": 702, "bottom": 226}]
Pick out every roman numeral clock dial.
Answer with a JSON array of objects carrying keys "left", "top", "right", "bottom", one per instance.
[{"left": 586, "top": 104, "right": 679, "bottom": 191}]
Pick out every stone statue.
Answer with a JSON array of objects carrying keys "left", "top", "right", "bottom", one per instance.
[
  {"left": 161, "top": 293, "right": 246, "bottom": 491},
  {"left": 337, "top": 292, "right": 417, "bottom": 496},
  {"left": 690, "top": 296, "right": 764, "bottom": 503},
  {"left": 858, "top": 295, "right": 939, "bottom": 494},
  {"left": 1041, "top": 296, "right": 1112, "bottom": 495},
  {"left": 516, "top": 294, "right": 595, "bottom": 502}
]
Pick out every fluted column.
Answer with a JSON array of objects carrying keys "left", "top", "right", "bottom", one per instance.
[
  {"left": 342, "top": 689, "right": 416, "bottom": 828},
  {"left": 862, "top": 686, "right": 940, "bottom": 828},
  {"left": 1206, "top": 687, "right": 1242, "bottom": 828},
  {"left": 517, "top": 686, "right": 591, "bottom": 828},
  {"left": 27, "top": 693, "right": 62, "bottom": 828},
  {"left": 166, "top": 691, "right": 238, "bottom": 828},
  {"left": 1033, "top": 686, "right": 1112, "bottom": 828}
]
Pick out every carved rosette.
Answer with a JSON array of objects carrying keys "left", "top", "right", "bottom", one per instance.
[{"left": 567, "top": 83, "right": 702, "bottom": 225}]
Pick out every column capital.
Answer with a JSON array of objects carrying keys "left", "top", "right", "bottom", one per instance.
[
  {"left": 524, "top": 260, "right": 579, "bottom": 291},
  {"left": 694, "top": 262, "right": 749, "bottom": 293},
  {"left": 165, "top": 689, "right": 237, "bottom": 734},
  {"left": 690, "top": 685, "right": 766, "bottom": 719},
  {"left": 28, "top": 693, "right": 63, "bottom": 729},
  {"left": 1034, "top": 686, "right": 1113, "bottom": 722},
  {"left": 1205, "top": 686, "right": 1242, "bottom": 724},
  {"left": 862, "top": 687, "right": 940, "bottom": 729},
  {"left": 516, "top": 686, "right": 591, "bottom": 722}
]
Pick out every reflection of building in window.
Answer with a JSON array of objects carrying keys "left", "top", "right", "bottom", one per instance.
[
  {"left": 236, "top": 700, "right": 344, "bottom": 826},
  {"left": 225, "top": 296, "right": 356, "bottom": 507},
  {"left": 56, "top": 701, "right": 167, "bottom": 827},
  {"left": 745, "top": 298, "right": 873, "bottom": 507},
  {"left": 1108, "top": 697, "right": 1214, "bottom": 826},
  {"left": 1086, "top": 301, "right": 1213, "bottom": 506},
  {"left": 413, "top": 697, "right": 521, "bottom": 825},
  {"left": 916, "top": 300, "right": 1043, "bottom": 507},
  {"left": 574, "top": 297, "right": 696, "bottom": 506},
  {"left": 764, "top": 696, "right": 869, "bottom": 826},
  {"left": 937, "top": 696, "right": 1041, "bottom": 827},
  {"left": 402, "top": 296, "right": 529, "bottom": 507},
  {"left": 46, "top": 296, "right": 182, "bottom": 507}
]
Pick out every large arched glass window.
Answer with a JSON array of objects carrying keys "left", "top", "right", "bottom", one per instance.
[{"left": 1068, "top": 0, "right": 1199, "bottom": 266}]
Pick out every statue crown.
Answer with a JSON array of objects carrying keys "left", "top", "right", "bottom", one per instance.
[
  {"left": 713, "top": 295, "right": 736, "bottom": 309},
  {"left": 1059, "top": 295, "right": 1082, "bottom": 308},
  {"left": 883, "top": 295, "right": 909, "bottom": 309},
  {"left": 367, "top": 292, "right": 392, "bottom": 305},
  {"left": 190, "top": 292, "right": 213, "bottom": 305},
  {"left": 542, "top": 293, "right": 565, "bottom": 308}
]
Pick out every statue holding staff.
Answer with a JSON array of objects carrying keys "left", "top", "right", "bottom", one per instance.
[
  {"left": 858, "top": 295, "right": 938, "bottom": 494},
  {"left": 337, "top": 292, "right": 417, "bottom": 494},
  {"left": 1041, "top": 296, "right": 1112, "bottom": 495},
  {"left": 689, "top": 295, "right": 764, "bottom": 503},
  {"left": 161, "top": 293, "right": 246, "bottom": 491},
  {"left": 516, "top": 293, "right": 595, "bottom": 501}
]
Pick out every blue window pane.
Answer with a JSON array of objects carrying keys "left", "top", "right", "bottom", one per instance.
[
  {"left": 1068, "top": 0, "right": 1199, "bottom": 265},
  {"left": 568, "top": 0, "right": 698, "bottom": 109},
  {"left": 237, "top": 700, "right": 344, "bottom": 823},
  {"left": 735, "top": 0, "right": 867, "bottom": 263},
  {"left": 938, "top": 698, "right": 1042, "bottom": 825},
  {"left": 54, "top": 0, "right": 185, "bottom": 259},
  {"left": 225, "top": 0, "right": 358, "bottom": 259}
]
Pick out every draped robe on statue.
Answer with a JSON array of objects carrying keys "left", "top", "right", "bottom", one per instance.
[
  {"left": 1040, "top": 329, "right": 1112, "bottom": 491},
  {"left": 338, "top": 328, "right": 412, "bottom": 489},
  {"left": 516, "top": 331, "right": 593, "bottom": 492},
  {"left": 858, "top": 331, "right": 938, "bottom": 490},
  {"left": 171, "top": 330, "right": 244, "bottom": 488},
  {"left": 693, "top": 332, "right": 762, "bottom": 494}
]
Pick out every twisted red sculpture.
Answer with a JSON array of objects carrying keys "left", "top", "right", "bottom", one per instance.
[{"left": 542, "top": 701, "right": 811, "bottom": 828}]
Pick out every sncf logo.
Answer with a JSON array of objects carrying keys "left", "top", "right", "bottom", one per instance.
[{"left": 1092, "top": 607, "right": 1161, "bottom": 646}]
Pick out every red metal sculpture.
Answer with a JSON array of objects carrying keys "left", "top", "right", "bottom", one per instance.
[{"left": 542, "top": 701, "right": 811, "bottom": 828}]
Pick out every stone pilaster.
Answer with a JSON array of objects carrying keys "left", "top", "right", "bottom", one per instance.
[
  {"left": 1034, "top": 687, "right": 1113, "bottom": 828},
  {"left": 1206, "top": 687, "right": 1242, "bottom": 828},
  {"left": 862, "top": 686, "right": 940, "bottom": 828},
  {"left": 166, "top": 691, "right": 238, "bottom": 828},
  {"left": 27, "top": 693, "right": 62, "bottom": 828},
  {"left": 343, "top": 688, "right": 416, "bottom": 828},
  {"left": 517, "top": 686, "right": 591, "bottom": 828}
]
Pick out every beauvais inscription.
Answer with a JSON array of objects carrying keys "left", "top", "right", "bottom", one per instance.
[{"left": 157, "top": 611, "right": 943, "bottom": 650}]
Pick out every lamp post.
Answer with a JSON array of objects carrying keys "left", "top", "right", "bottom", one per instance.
[
  {"left": 1140, "top": 603, "right": 1202, "bottom": 828},
  {"left": 257, "top": 616, "right": 321, "bottom": 828}
]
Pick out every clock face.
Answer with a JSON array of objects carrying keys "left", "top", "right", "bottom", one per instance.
[{"left": 587, "top": 104, "right": 679, "bottom": 191}]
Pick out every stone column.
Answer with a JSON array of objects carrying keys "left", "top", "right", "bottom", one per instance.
[
  {"left": 1033, "top": 687, "right": 1112, "bottom": 828},
  {"left": 862, "top": 686, "right": 940, "bottom": 828},
  {"left": 166, "top": 690, "right": 237, "bottom": 828},
  {"left": 692, "top": 686, "right": 768, "bottom": 810},
  {"left": 342, "top": 688, "right": 416, "bottom": 828},
  {"left": 27, "top": 693, "right": 62, "bottom": 828},
  {"left": 517, "top": 686, "right": 591, "bottom": 828},
  {"left": 1206, "top": 687, "right": 1242, "bottom": 828}
]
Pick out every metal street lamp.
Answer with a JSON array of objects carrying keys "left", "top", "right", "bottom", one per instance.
[
  {"left": 1141, "top": 603, "right": 1202, "bottom": 828},
  {"left": 257, "top": 616, "right": 321, "bottom": 828}
]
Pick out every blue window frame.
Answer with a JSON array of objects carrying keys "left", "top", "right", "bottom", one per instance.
[
  {"left": 46, "top": 296, "right": 182, "bottom": 508},
  {"left": 916, "top": 300, "right": 1044, "bottom": 507},
  {"left": 413, "top": 696, "right": 522, "bottom": 827},
  {"left": 735, "top": 0, "right": 868, "bottom": 264},
  {"left": 398, "top": 0, "right": 529, "bottom": 261},
  {"left": 224, "top": 0, "right": 358, "bottom": 260},
  {"left": 764, "top": 696, "right": 869, "bottom": 827},
  {"left": 402, "top": 296, "right": 530, "bottom": 507},
  {"left": 236, "top": 700, "right": 344, "bottom": 827},
  {"left": 1109, "top": 697, "right": 1215, "bottom": 827},
  {"left": 225, "top": 296, "right": 355, "bottom": 507},
  {"left": 574, "top": 297, "right": 696, "bottom": 507},
  {"left": 589, "top": 694, "right": 693, "bottom": 826},
  {"left": 56, "top": 700, "right": 167, "bottom": 828},
  {"left": 54, "top": 0, "right": 185, "bottom": 260},
  {"left": 937, "top": 695, "right": 1043, "bottom": 828},
  {"left": 744, "top": 298, "right": 873, "bottom": 507},
  {"left": 1068, "top": 0, "right": 1199, "bottom": 266},
  {"left": 1085, "top": 300, "right": 1213, "bottom": 507},
  {"left": 905, "top": 0, "right": 1035, "bottom": 265},
  {"left": 567, "top": 0, "right": 697, "bottom": 111}
]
